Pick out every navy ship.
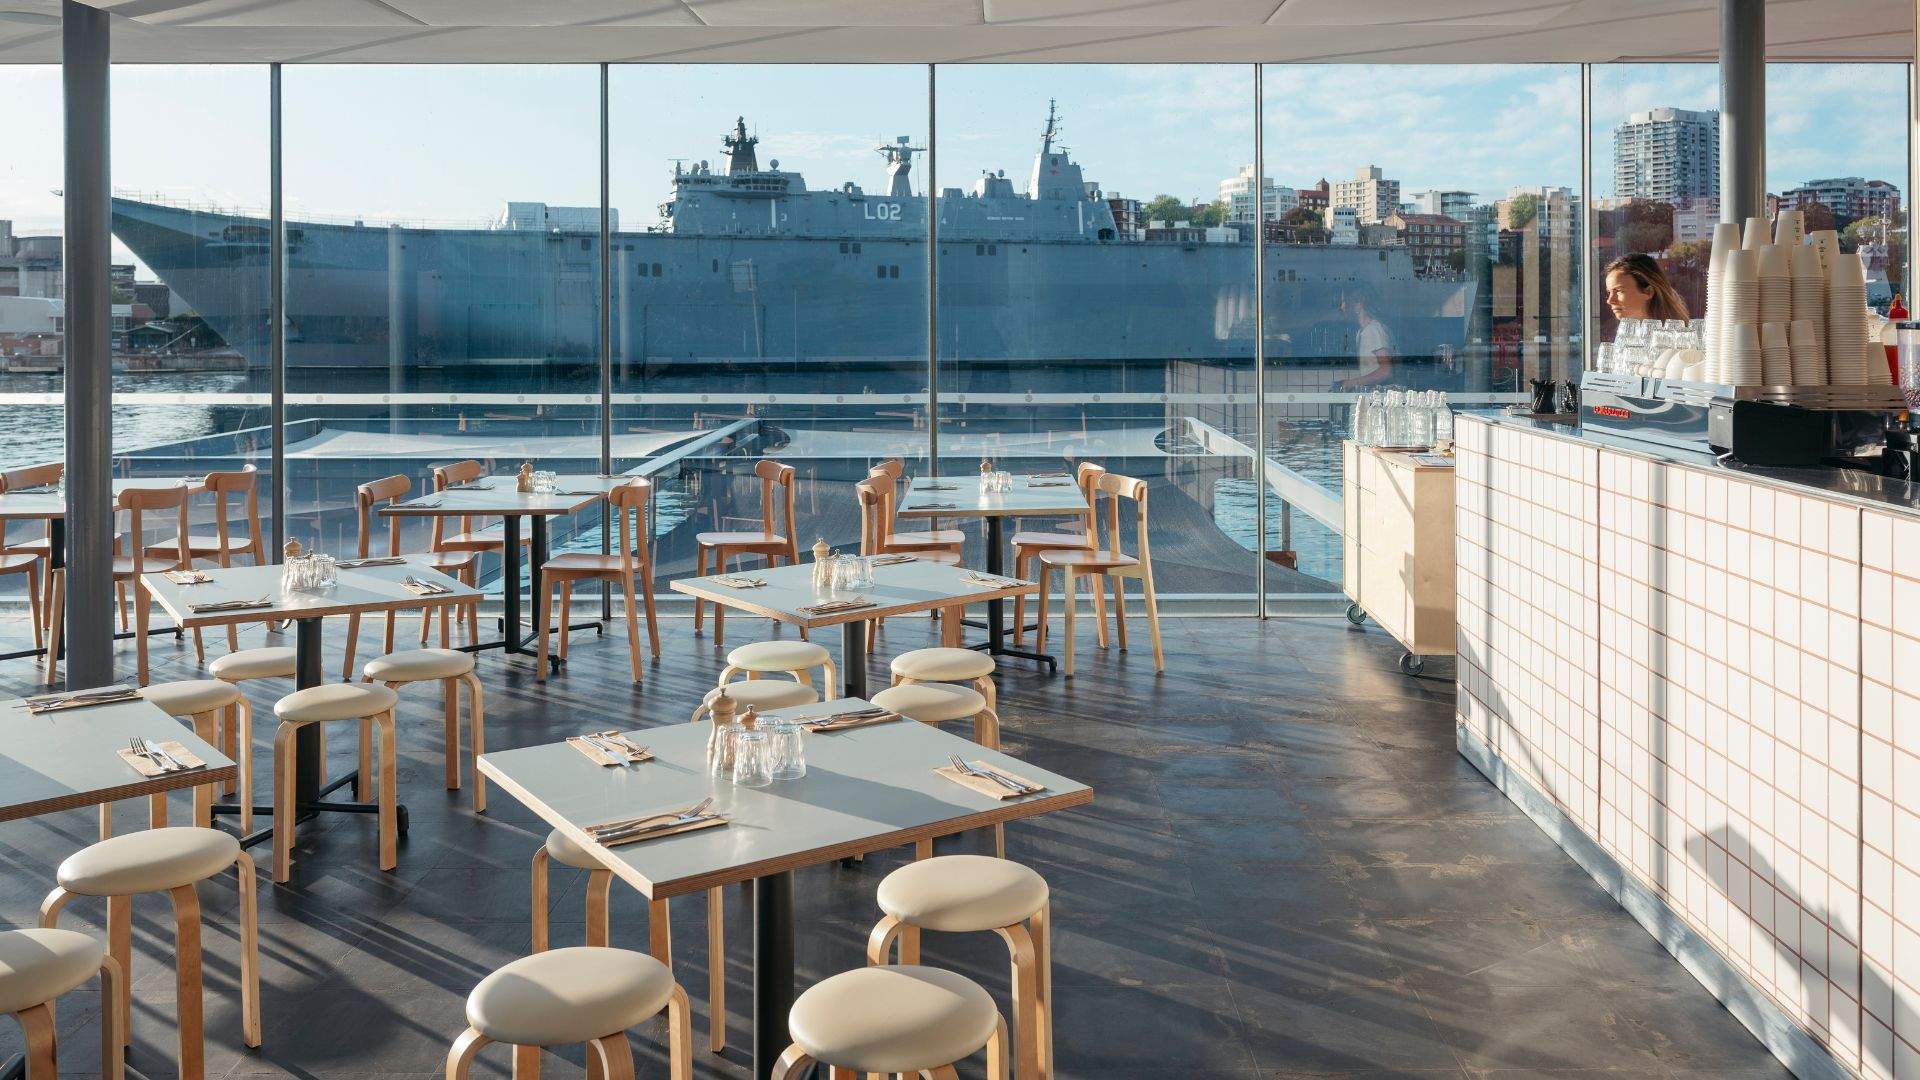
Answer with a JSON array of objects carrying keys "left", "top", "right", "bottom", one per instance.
[{"left": 109, "top": 105, "right": 1473, "bottom": 371}]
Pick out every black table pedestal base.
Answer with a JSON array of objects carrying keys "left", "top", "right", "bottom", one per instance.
[{"left": 754, "top": 870, "right": 797, "bottom": 1080}]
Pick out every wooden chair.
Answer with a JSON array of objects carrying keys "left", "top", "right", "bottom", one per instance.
[
  {"left": 342, "top": 474, "right": 479, "bottom": 681},
  {"left": 147, "top": 464, "right": 267, "bottom": 661},
  {"left": 0, "top": 463, "right": 59, "bottom": 653},
  {"left": 870, "top": 458, "right": 964, "bottom": 552},
  {"left": 111, "top": 485, "right": 192, "bottom": 686},
  {"left": 0, "top": 928, "right": 124, "bottom": 1080},
  {"left": 1034, "top": 472, "right": 1164, "bottom": 677},
  {"left": 855, "top": 477, "right": 961, "bottom": 652},
  {"left": 536, "top": 479, "right": 660, "bottom": 683},
  {"left": 693, "top": 460, "right": 799, "bottom": 649},
  {"left": 1011, "top": 462, "right": 1106, "bottom": 646},
  {"left": 41, "top": 827, "right": 261, "bottom": 1080},
  {"left": 429, "top": 458, "right": 531, "bottom": 559}
]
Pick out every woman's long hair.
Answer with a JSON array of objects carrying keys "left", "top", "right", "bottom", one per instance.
[{"left": 1606, "top": 253, "right": 1689, "bottom": 321}]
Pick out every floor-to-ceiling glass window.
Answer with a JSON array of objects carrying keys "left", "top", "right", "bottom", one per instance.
[
  {"left": 933, "top": 65, "right": 1259, "bottom": 609},
  {"left": 1260, "top": 64, "right": 1579, "bottom": 597},
  {"left": 608, "top": 65, "right": 929, "bottom": 593},
  {"left": 0, "top": 64, "right": 63, "bottom": 637},
  {"left": 283, "top": 65, "right": 600, "bottom": 607},
  {"left": 107, "top": 64, "right": 273, "bottom": 569}
]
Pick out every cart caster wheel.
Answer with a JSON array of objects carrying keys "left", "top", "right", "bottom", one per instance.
[
  {"left": 1399, "top": 652, "right": 1425, "bottom": 676},
  {"left": 1346, "top": 603, "right": 1367, "bottom": 626},
  {"left": 396, "top": 806, "right": 411, "bottom": 836}
]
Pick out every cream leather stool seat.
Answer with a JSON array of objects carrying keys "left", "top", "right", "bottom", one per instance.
[
  {"left": 446, "top": 946, "right": 692, "bottom": 1080},
  {"left": 543, "top": 828, "right": 599, "bottom": 870},
  {"left": 891, "top": 646, "right": 994, "bottom": 684},
  {"left": 42, "top": 827, "right": 261, "bottom": 1077},
  {"left": 209, "top": 646, "right": 295, "bottom": 681},
  {"left": 869, "top": 857, "right": 1053, "bottom": 1080},
  {"left": 0, "top": 928, "right": 123, "bottom": 1080},
  {"left": 727, "top": 640, "right": 830, "bottom": 672},
  {"left": 776, "top": 966, "right": 1004, "bottom": 1079},
  {"left": 58, "top": 828, "right": 241, "bottom": 896},
  {"left": 878, "top": 855, "right": 1049, "bottom": 933},
  {"left": 873, "top": 682, "right": 989, "bottom": 725},
  {"left": 0, "top": 928, "right": 105, "bottom": 1013},
  {"left": 276, "top": 682, "right": 398, "bottom": 722},
  {"left": 690, "top": 680, "right": 816, "bottom": 722},
  {"left": 271, "top": 683, "right": 400, "bottom": 881},
  {"left": 139, "top": 679, "right": 241, "bottom": 718},
  {"left": 364, "top": 647, "right": 474, "bottom": 682}
]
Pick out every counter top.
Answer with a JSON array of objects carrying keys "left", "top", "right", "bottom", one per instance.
[{"left": 1462, "top": 408, "right": 1920, "bottom": 520}]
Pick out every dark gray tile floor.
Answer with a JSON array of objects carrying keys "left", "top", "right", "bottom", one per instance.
[{"left": 0, "top": 613, "right": 1788, "bottom": 1078}]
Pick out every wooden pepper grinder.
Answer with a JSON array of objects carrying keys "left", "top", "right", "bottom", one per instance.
[
  {"left": 516, "top": 462, "right": 535, "bottom": 493},
  {"left": 283, "top": 539, "right": 303, "bottom": 559},
  {"left": 739, "top": 706, "right": 759, "bottom": 732},
  {"left": 706, "top": 685, "right": 737, "bottom": 769}
]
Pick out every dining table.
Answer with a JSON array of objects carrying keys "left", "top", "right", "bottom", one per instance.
[
  {"left": 894, "top": 473, "right": 1091, "bottom": 671},
  {"left": 669, "top": 556, "right": 1036, "bottom": 698},
  {"left": 476, "top": 695, "right": 1091, "bottom": 1080},
  {"left": 0, "top": 686, "right": 236, "bottom": 1080},
  {"left": 142, "top": 556, "right": 479, "bottom": 848},
  {"left": 379, "top": 473, "right": 629, "bottom": 671},
  {"left": 0, "top": 475, "right": 210, "bottom": 680}
]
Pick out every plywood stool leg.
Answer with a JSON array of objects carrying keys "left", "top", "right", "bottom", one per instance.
[
  {"left": 235, "top": 852, "right": 262, "bottom": 1047},
  {"left": 273, "top": 721, "right": 298, "bottom": 881},
  {"left": 235, "top": 698, "right": 254, "bottom": 834},
  {"left": 529, "top": 848, "right": 550, "bottom": 953},
  {"left": 99, "top": 954, "right": 125, "bottom": 1080},
  {"left": 557, "top": 583, "right": 572, "bottom": 661},
  {"left": 769, "top": 1045, "right": 815, "bottom": 1080},
  {"left": 17, "top": 1001, "right": 54, "bottom": 1079},
  {"left": 464, "top": 672, "right": 486, "bottom": 812},
  {"left": 445, "top": 1028, "right": 490, "bottom": 1080},
  {"left": 442, "top": 677, "right": 461, "bottom": 790},
  {"left": 1031, "top": 904, "right": 1052, "bottom": 1079},
  {"left": 1031, "top": 566, "right": 1048, "bottom": 656},
  {"left": 513, "top": 1044, "right": 542, "bottom": 1079},
  {"left": 585, "top": 869, "right": 611, "bottom": 947},
  {"left": 587, "top": 1032, "right": 635, "bottom": 1080},
  {"left": 707, "top": 887, "right": 726, "bottom": 1053},
  {"left": 1060, "top": 571, "right": 1076, "bottom": 677},
  {"left": 996, "top": 924, "right": 1040, "bottom": 1080},
  {"left": 169, "top": 883, "right": 206, "bottom": 1080},
  {"left": 535, "top": 578, "right": 553, "bottom": 682},
  {"left": 667, "top": 983, "right": 693, "bottom": 1080},
  {"left": 108, "top": 893, "right": 133, "bottom": 1046},
  {"left": 376, "top": 711, "right": 398, "bottom": 871}
]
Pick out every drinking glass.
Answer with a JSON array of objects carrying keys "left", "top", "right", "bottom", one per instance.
[
  {"left": 731, "top": 730, "right": 772, "bottom": 788},
  {"left": 845, "top": 556, "right": 876, "bottom": 591},
  {"left": 766, "top": 721, "right": 806, "bottom": 781},
  {"left": 532, "top": 470, "right": 559, "bottom": 494},
  {"left": 709, "top": 723, "right": 743, "bottom": 779}
]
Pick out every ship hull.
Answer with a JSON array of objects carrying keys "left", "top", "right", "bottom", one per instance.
[{"left": 112, "top": 198, "right": 1475, "bottom": 371}]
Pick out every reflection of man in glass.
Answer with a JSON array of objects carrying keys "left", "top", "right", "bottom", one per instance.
[{"left": 1340, "top": 297, "right": 1393, "bottom": 388}]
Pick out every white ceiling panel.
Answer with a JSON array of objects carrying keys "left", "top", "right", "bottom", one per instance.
[
  {"left": 981, "top": 0, "right": 1279, "bottom": 26},
  {"left": 684, "top": 0, "right": 983, "bottom": 26},
  {"left": 385, "top": 1, "right": 703, "bottom": 27},
  {"left": 1270, "top": 0, "right": 1575, "bottom": 28},
  {"left": 112, "top": 0, "right": 421, "bottom": 26}
]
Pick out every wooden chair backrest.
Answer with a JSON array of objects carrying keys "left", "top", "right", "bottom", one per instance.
[
  {"left": 1091, "top": 471, "right": 1150, "bottom": 560},
  {"left": 753, "top": 459, "right": 796, "bottom": 542},
  {"left": 0, "top": 463, "right": 60, "bottom": 492},
  {"left": 872, "top": 459, "right": 904, "bottom": 483},
  {"left": 201, "top": 464, "right": 263, "bottom": 565},
  {"left": 431, "top": 459, "right": 488, "bottom": 547},
  {"left": 610, "top": 479, "right": 654, "bottom": 575},
  {"left": 117, "top": 484, "right": 191, "bottom": 574},
  {"left": 853, "top": 477, "right": 888, "bottom": 554},
  {"left": 356, "top": 475, "right": 411, "bottom": 558}
]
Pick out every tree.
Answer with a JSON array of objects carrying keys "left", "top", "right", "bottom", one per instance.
[
  {"left": 1191, "top": 200, "right": 1231, "bottom": 227},
  {"left": 1143, "top": 194, "right": 1186, "bottom": 226},
  {"left": 1504, "top": 193, "right": 1540, "bottom": 230},
  {"left": 1800, "top": 200, "right": 1837, "bottom": 235},
  {"left": 1282, "top": 205, "right": 1320, "bottom": 227},
  {"left": 1619, "top": 199, "right": 1674, "bottom": 254}
]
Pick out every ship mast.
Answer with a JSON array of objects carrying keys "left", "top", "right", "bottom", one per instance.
[
  {"left": 723, "top": 116, "right": 759, "bottom": 175},
  {"left": 875, "top": 135, "right": 925, "bottom": 199},
  {"left": 1040, "top": 98, "right": 1059, "bottom": 157}
]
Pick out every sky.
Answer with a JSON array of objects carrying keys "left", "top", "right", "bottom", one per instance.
[{"left": 0, "top": 60, "right": 1908, "bottom": 274}]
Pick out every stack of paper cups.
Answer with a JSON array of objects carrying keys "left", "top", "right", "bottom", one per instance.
[
  {"left": 1867, "top": 330, "right": 1895, "bottom": 386},
  {"left": 1789, "top": 243, "right": 1826, "bottom": 348},
  {"left": 1774, "top": 209, "right": 1806, "bottom": 248},
  {"left": 1761, "top": 322, "right": 1791, "bottom": 385},
  {"left": 1742, "top": 215, "right": 1771, "bottom": 251},
  {"left": 1811, "top": 230, "right": 1842, "bottom": 280},
  {"left": 1757, "top": 244, "right": 1791, "bottom": 326},
  {"left": 1827, "top": 252, "right": 1869, "bottom": 384},
  {"left": 1788, "top": 318, "right": 1825, "bottom": 385},
  {"left": 1706, "top": 222, "right": 1743, "bottom": 375},
  {"left": 1720, "top": 249, "right": 1760, "bottom": 384}
]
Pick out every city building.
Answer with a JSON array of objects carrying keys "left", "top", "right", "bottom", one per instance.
[
  {"left": 1105, "top": 193, "right": 1145, "bottom": 238},
  {"left": 1404, "top": 189, "right": 1477, "bottom": 219},
  {"left": 1323, "top": 204, "right": 1359, "bottom": 245},
  {"left": 1385, "top": 211, "right": 1470, "bottom": 274},
  {"left": 1330, "top": 165, "right": 1400, "bottom": 225},
  {"left": 1671, "top": 197, "right": 1721, "bottom": 244},
  {"left": 1780, "top": 176, "right": 1902, "bottom": 226},
  {"left": 1295, "top": 179, "right": 1330, "bottom": 214},
  {"left": 1219, "top": 164, "right": 1296, "bottom": 223},
  {"left": 1612, "top": 106, "right": 1719, "bottom": 203}
]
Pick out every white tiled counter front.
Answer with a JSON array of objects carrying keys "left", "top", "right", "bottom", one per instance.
[{"left": 1456, "top": 411, "right": 1902, "bottom": 1080}]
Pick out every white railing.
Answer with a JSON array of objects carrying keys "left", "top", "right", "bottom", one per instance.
[{"left": 0, "top": 391, "right": 1532, "bottom": 407}]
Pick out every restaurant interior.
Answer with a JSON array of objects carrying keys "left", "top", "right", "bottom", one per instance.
[{"left": 1, "top": 0, "right": 1918, "bottom": 1077}]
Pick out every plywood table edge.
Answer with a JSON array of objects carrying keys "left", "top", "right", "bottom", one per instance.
[
  {"left": 142, "top": 574, "right": 483, "bottom": 629},
  {"left": 376, "top": 494, "right": 602, "bottom": 518},
  {"left": 668, "top": 578, "right": 1037, "bottom": 628},
  {"left": 477, "top": 755, "right": 1092, "bottom": 900},
  {"left": 1, "top": 764, "right": 239, "bottom": 823}
]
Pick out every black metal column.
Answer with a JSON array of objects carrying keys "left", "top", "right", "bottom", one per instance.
[
  {"left": 1719, "top": 0, "right": 1765, "bottom": 223},
  {"left": 753, "top": 870, "right": 796, "bottom": 1080},
  {"left": 61, "top": 0, "right": 112, "bottom": 691},
  {"left": 269, "top": 63, "right": 285, "bottom": 554},
  {"left": 841, "top": 618, "right": 866, "bottom": 699}
]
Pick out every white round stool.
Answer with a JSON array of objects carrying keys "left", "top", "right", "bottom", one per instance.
[
  {"left": 209, "top": 646, "right": 296, "bottom": 802},
  {"left": 133, "top": 679, "right": 252, "bottom": 833},
  {"left": 271, "top": 683, "right": 399, "bottom": 881},
  {"left": 41, "top": 827, "right": 261, "bottom": 1077},
  {"left": 869, "top": 855, "right": 1052, "bottom": 1080},
  {"left": 773, "top": 965, "right": 1006, "bottom": 1080},
  {"left": 444, "top": 946, "right": 692, "bottom": 1080},
  {"left": 720, "top": 640, "right": 837, "bottom": 698},
  {"left": 0, "top": 928, "right": 124, "bottom": 1080},
  {"left": 363, "top": 648, "right": 486, "bottom": 811},
  {"left": 891, "top": 646, "right": 998, "bottom": 712}
]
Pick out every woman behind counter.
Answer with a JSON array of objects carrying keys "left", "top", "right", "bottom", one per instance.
[{"left": 1604, "top": 253, "right": 1690, "bottom": 323}]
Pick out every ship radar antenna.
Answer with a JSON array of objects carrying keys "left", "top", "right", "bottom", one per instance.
[
  {"left": 876, "top": 134, "right": 925, "bottom": 199},
  {"left": 1040, "top": 98, "right": 1062, "bottom": 156}
]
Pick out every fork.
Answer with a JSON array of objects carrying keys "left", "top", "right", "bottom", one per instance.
[
  {"left": 582, "top": 732, "right": 634, "bottom": 765},
  {"left": 130, "top": 737, "right": 171, "bottom": 772},
  {"left": 592, "top": 797, "right": 716, "bottom": 840},
  {"left": 949, "top": 754, "right": 1031, "bottom": 794}
]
